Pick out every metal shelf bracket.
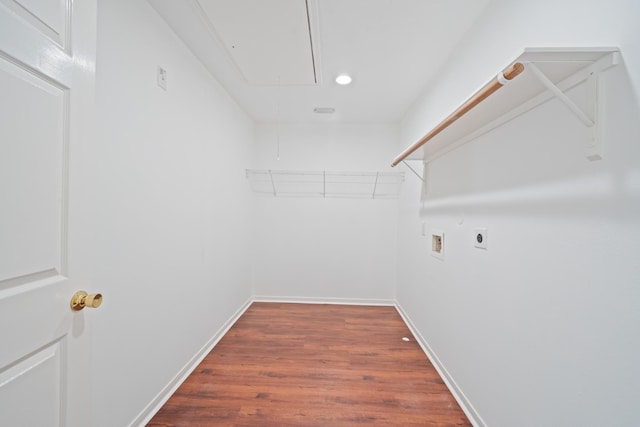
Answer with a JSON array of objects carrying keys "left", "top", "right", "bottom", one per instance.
[
  {"left": 526, "top": 51, "right": 619, "bottom": 160},
  {"left": 402, "top": 160, "right": 425, "bottom": 183}
]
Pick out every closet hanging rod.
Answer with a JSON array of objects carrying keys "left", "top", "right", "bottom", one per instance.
[{"left": 391, "top": 62, "right": 525, "bottom": 167}]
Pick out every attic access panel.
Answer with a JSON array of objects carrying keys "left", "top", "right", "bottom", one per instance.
[{"left": 197, "top": 0, "right": 317, "bottom": 85}]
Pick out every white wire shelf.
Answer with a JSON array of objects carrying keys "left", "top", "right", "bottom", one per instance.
[{"left": 246, "top": 169, "right": 404, "bottom": 199}]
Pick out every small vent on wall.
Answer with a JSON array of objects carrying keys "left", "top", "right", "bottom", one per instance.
[{"left": 313, "top": 107, "right": 335, "bottom": 114}]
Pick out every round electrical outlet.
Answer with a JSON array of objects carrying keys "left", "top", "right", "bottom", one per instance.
[{"left": 474, "top": 228, "right": 488, "bottom": 249}]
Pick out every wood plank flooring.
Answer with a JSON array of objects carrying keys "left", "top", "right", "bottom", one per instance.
[{"left": 148, "top": 302, "right": 471, "bottom": 426}]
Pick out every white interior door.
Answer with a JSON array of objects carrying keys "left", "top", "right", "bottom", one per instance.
[{"left": 0, "top": 1, "right": 97, "bottom": 426}]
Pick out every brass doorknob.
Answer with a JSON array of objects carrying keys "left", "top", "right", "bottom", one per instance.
[{"left": 70, "top": 291, "right": 103, "bottom": 311}]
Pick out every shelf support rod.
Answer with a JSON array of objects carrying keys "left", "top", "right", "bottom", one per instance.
[
  {"left": 526, "top": 62, "right": 594, "bottom": 127},
  {"left": 268, "top": 170, "right": 276, "bottom": 196},
  {"left": 402, "top": 160, "right": 425, "bottom": 183},
  {"left": 372, "top": 172, "right": 379, "bottom": 199},
  {"left": 323, "top": 171, "right": 326, "bottom": 198}
]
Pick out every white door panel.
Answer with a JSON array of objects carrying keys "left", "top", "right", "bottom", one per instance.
[
  {"left": 0, "top": 56, "right": 66, "bottom": 283},
  {"left": 0, "top": 281, "right": 69, "bottom": 427},
  {"left": 0, "top": 0, "right": 97, "bottom": 425},
  {"left": 0, "top": 0, "right": 69, "bottom": 48},
  {"left": 0, "top": 342, "right": 64, "bottom": 426}
]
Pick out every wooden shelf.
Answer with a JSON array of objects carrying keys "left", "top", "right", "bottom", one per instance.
[{"left": 395, "top": 47, "right": 620, "bottom": 165}]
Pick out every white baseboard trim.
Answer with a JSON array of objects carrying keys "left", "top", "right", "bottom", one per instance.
[
  {"left": 394, "top": 301, "right": 486, "bottom": 427},
  {"left": 129, "top": 296, "right": 254, "bottom": 427},
  {"left": 252, "top": 295, "right": 396, "bottom": 306}
]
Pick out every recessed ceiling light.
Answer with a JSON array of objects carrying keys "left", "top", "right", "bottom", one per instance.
[{"left": 335, "top": 74, "right": 352, "bottom": 85}]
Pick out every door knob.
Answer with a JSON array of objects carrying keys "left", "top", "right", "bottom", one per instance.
[{"left": 70, "top": 291, "right": 103, "bottom": 311}]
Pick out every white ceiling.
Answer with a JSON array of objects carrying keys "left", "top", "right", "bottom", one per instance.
[{"left": 147, "top": 0, "right": 491, "bottom": 124}]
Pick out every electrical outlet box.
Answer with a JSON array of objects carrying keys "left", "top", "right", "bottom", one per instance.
[
  {"left": 474, "top": 228, "right": 488, "bottom": 249},
  {"left": 431, "top": 230, "right": 444, "bottom": 259}
]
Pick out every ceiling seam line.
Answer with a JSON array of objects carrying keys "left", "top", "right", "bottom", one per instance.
[{"left": 305, "top": 0, "right": 318, "bottom": 84}]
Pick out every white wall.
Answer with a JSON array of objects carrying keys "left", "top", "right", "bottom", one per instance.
[
  {"left": 397, "top": 1, "right": 640, "bottom": 426},
  {"left": 252, "top": 123, "right": 399, "bottom": 302},
  {"left": 93, "top": 0, "right": 253, "bottom": 425}
]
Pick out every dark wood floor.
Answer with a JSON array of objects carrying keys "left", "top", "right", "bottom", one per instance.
[{"left": 148, "top": 302, "right": 471, "bottom": 426}]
